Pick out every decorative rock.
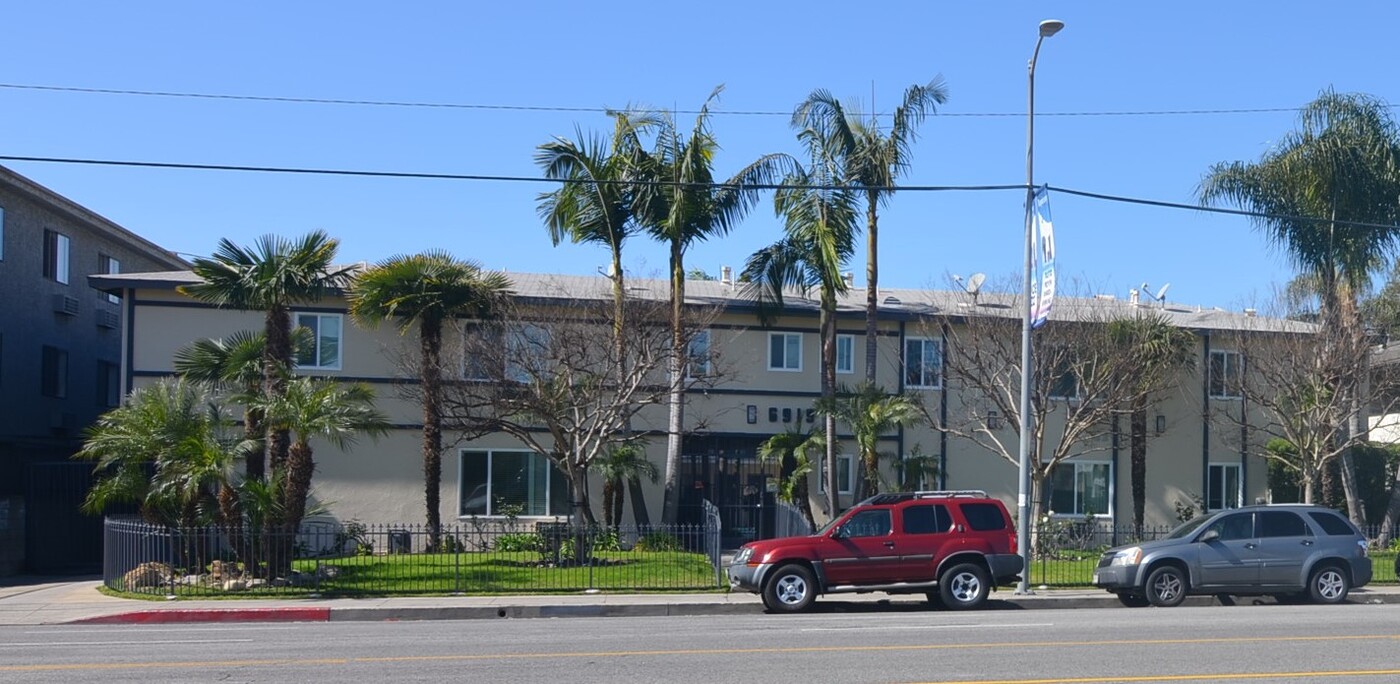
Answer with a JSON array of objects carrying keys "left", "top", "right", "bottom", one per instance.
[
  {"left": 222, "top": 579, "right": 248, "bottom": 592},
  {"left": 246, "top": 579, "right": 267, "bottom": 589},
  {"left": 122, "top": 562, "right": 172, "bottom": 589},
  {"left": 315, "top": 565, "right": 341, "bottom": 580},
  {"left": 178, "top": 574, "right": 203, "bottom": 586}
]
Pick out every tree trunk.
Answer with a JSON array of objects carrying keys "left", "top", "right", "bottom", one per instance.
[
  {"left": 602, "top": 478, "right": 618, "bottom": 528},
  {"left": 264, "top": 307, "right": 292, "bottom": 474},
  {"left": 243, "top": 404, "right": 265, "bottom": 482},
  {"left": 611, "top": 248, "right": 651, "bottom": 527},
  {"left": 570, "top": 465, "right": 597, "bottom": 526},
  {"left": 864, "top": 195, "right": 879, "bottom": 383},
  {"left": 820, "top": 301, "right": 839, "bottom": 516},
  {"left": 661, "top": 241, "right": 686, "bottom": 524},
  {"left": 1377, "top": 472, "right": 1400, "bottom": 546},
  {"left": 1131, "top": 396, "right": 1148, "bottom": 538},
  {"left": 421, "top": 317, "right": 444, "bottom": 551}
]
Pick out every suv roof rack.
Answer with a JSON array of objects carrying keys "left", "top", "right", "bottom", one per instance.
[{"left": 914, "top": 490, "right": 989, "bottom": 499}]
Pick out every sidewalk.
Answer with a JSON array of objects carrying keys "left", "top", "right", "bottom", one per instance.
[{"left": 3, "top": 577, "right": 1398, "bottom": 625}]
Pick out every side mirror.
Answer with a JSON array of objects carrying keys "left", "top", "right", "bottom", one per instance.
[
  {"left": 1199, "top": 529, "right": 1220, "bottom": 543},
  {"left": 831, "top": 525, "right": 847, "bottom": 539}
]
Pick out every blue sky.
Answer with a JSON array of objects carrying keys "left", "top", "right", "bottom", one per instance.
[{"left": 5, "top": 2, "right": 1399, "bottom": 311}]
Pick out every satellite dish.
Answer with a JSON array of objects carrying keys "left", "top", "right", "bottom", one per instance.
[
  {"left": 966, "top": 273, "right": 986, "bottom": 295},
  {"left": 1154, "top": 283, "right": 1171, "bottom": 301}
]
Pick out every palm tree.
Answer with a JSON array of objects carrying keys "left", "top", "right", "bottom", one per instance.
[
  {"left": 592, "top": 444, "right": 658, "bottom": 529},
  {"left": 742, "top": 156, "right": 858, "bottom": 517},
  {"left": 630, "top": 87, "right": 793, "bottom": 523},
  {"left": 758, "top": 428, "right": 822, "bottom": 530},
  {"left": 793, "top": 80, "right": 948, "bottom": 382},
  {"left": 1107, "top": 314, "right": 1197, "bottom": 537},
  {"left": 181, "top": 231, "right": 355, "bottom": 478},
  {"left": 347, "top": 252, "right": 511, "bottom": 548},
  {"left": 1200, "top": 89, "right": 1400, "bottom": 524},
  {"left": 816, "top": 382, "right": 922, "bottom": 498},
  {"left": 537, "top": 114, "right": 658, "bottom": 524}
]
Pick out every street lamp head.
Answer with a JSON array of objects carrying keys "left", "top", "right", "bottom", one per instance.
[{"left": 1039, "top": 19, "right": 1065, "bottom": 37}]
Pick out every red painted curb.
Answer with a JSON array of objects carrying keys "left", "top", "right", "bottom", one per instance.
[{"left": 70, "top": 607, "right": 331, "bottom": 625}]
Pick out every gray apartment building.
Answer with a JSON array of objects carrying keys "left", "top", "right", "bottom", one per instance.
[{"left": 0, "top": 164, "right": 187, "bottom": 575}]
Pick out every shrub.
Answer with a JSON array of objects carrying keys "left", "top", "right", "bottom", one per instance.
[
  {"left": 635, "top": 532, "right": 681, "bottom": 552},
  {"left": 496, "top": 533, "right": 541, "bottom": 552}
]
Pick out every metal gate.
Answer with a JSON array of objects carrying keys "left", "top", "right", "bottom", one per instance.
[
  {"left": 678, "top": 437, "right": 781, "bottom": 549},
  {"left": 25, "top": 461, "right": 121, "bottom": 573}
]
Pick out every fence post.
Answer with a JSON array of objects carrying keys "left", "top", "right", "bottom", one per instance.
[{"left": 454, "top": 523, "right": 463, "bottom": 595}]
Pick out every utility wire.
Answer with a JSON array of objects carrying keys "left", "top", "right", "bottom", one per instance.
[
  {"left": 3, "top": 153, "right": 1397, "bottom": 232},
  {"left": 0, "top": 82, "right": 1361, "bottom": 119}
]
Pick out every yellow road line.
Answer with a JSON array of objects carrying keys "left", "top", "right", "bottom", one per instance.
[
  {"left": 3, "top": 633, "right": 1398, "bottom": 673},
  {"left": 912, "top": 670, "right": 1400, "bottom": 683}
]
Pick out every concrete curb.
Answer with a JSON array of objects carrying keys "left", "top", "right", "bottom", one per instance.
[{"left": 71, "top": 607, "right": 331, "bottom": 625}]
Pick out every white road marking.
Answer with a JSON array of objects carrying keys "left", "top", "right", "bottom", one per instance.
[
  {"left": 0, "top": 639, "right": 255, "bottom": 647},
  {"left": 801, "top": 622, "right": 1054, "bottom": 632},
  {"left": 26, "top": 626, "right": 299, "bottom": 635}
]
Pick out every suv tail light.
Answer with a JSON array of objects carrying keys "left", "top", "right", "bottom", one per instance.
[{"left": 1009, "top": 531, "right": 1018, "bottom": 555}]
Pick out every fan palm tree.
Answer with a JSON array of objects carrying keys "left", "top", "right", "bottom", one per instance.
[
  {"left": 793, "top": 80, "right": 948, "bottom": 382},
  {"left": 181, "top": 231, "right": 355, "bottom": 477},
  {"left": 758, "top": 428, "right": 823, "bottom": 530},
  {"left": 742, "top": 155, "right": 858, "bottom": 516},
  {"left": 1107, "top": 314, "right": 1197, "bottom": 537},
  {"left": 347, "top": 252, "right": 511, "bottom": 548},
  {"left": 592, "top": 444, "right": 658, "bottom": 529},
  {"left": 537, "top": 114, "right": 659, "bottom": 524},
  {"left": 630, "top": 87, "right": 794, "bottom": 523},
  {"left": 1200, "top": 89, "right": 1400, "bottom": 524},
  {"left": 816, "top": 382, "right": 922, "bottom": 498}
]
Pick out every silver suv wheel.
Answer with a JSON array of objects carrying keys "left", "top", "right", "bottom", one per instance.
[{"left": 775, "top": 574, "right": 808, "bottom": 605}]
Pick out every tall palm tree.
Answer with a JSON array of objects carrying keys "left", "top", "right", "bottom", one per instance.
[
  {"left": 537, "top": 113, "right": 658, "bottom": 524},
  {"left": 758, "top": 428, "right": 822, "bottom": 530},
  {"left": 742, "top": 156, "right": 858, "bottom": 517},
  {"left": 1107, "top": 314, "right": 1197, "bottom": 537},
  {"left": 347, "top": 252, "right": 511, "bottom": 548},
  {"left": 1200, "top": 89, "right": 1400, "bottom": 524},
  {"left": 592, "top": 444, "right": 658, "bottom": 529},
  {"left": 816, "top": 382, "right": 922, "bottom": 498},
  {"left": 630, "top": 87, "right": 793, "bottom": 523},
  {"left": 181, "top": 231, "right": 354, "bottom": 477},
  {"left": 793, "top": 80, "right": 948, "bottom": 382}
]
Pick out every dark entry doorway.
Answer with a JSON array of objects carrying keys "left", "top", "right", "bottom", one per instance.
[{"left": 678, "top": 435, "right": 781, "bottom": 549}]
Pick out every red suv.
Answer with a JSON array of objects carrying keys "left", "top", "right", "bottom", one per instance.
[{"left": 727, "top": 491, "right": 1023, "bottom": 612}]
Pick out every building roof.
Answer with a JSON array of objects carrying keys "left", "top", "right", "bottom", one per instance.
[{"left": 92, "top": 266, "right": 1312, "bottom": 334}]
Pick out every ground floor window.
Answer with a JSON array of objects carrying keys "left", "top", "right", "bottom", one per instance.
[
  {"left": 459, "top": 450, "right": 569, "bottom": 517},
  {"left": 816, "top": 453, "right": 854, "bottom": 495},
  {"left": 1207, "top": 463, "right": 1242, "bottom": 511},
  {"left": 1048, "top": 461, "right": 1110, "bottom": 517}
]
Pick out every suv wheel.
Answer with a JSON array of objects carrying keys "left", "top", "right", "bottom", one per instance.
[
  {"left": 1145, "top": 565, "right": 1187, "bottom": 607},
  {"left": 1307, "top": 564, "right": 1350, "bottom": 604},
  {"left": 762, "top": 564, "right": 816, "bottom": 613},
  {"left": 939, "top": 563, "right": 990, "bottom": 610}
]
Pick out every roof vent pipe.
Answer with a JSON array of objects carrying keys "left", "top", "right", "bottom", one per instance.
[
  {"left": 1129, "top": 289, "right": 1140, "bottom": 307},
  {"left": 720, "top": 265, "right": 732, "bottom": 285}
]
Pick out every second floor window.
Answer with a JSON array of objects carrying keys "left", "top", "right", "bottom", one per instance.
[
  {"left": 99, "top": 254, "right": 121, "bottom": 304},
  {"left": 688, "top": 329, "right": 712, "bottom": 378},
  {"left": 41, "top": 346, "right": 68, "bottom": 398},
  {"left": 1209, "top": 350, "right": 1242, "bottom": 399},
  {"left": 96, "top": 360, "right": 121, "bottom": 408},
  {"left": 768, "top": 332, "right": 802, "bottom": 371},
  {"left": 43, "top": 230, "right": 70, "bottom": 284},
  {"left": 836, "top": 334, "right": 854, "bottom": 374},
  {"left": 295, "top": 313, "right": 342, "bottom": 370},
  {"left": 904, "top": 337, "right": 942, "bottom": 389}
]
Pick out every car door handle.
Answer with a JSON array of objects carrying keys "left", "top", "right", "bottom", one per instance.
[
  {"left": 1244, "top": 543, "right": 1257, "bottom": 549},
  {"left": 884, "top": 541, "right": 895, "bottom": 548},
  {"left": 1301, "top": 540, "right": 1314, "bottom": 546}
]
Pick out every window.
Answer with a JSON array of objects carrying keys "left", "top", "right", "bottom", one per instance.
[
  {"left": 817, "top": 453, "right": 854, "bottom": 495},
  {"left": 461, "top": 322, "right": 499, "bottom": 380},
  {"left": 1206, "top": 463, "right": 1241, "bottom": 511},
  {"left": 294, "top": 313, "right": 342, "bottom": 370},
  {"left": 840, "top": 509, "right": 891, "bottom": 537},
  {"left": 506, "top": 323, "right": 551, "bottom": 382},
  {"left": 459, "top": 450, "right": 569, "bottom": 517},
  {"left": 1258, "top": 511, "right": 1310, "bottom": 538},
  {"left": 96, "top": 360, "right": 121, "bottom": 408},
  {"left": 1209, "top": 350, "right": 1242, "bottom": 399},
  {"left": 688, "top": 329, "right": 712, "bottom": 378},
  {"left": 1048, "top": 461, "right": 1109, "bottom": 516},
  {"left": 99, "top": 254, "right": 121, "bottom": 304},
  {"left": 41, "top": 346, "right": 68, "bottom": 398},
  {"left": 903, "top": 337, "right": 942, "bottom": 389},
  {"left": 1308, "top": 511, "right": 1357, "bottom": 536},
  {"left": 903, "top": 504, "right": 952, "bottom": 535},
  {"left": 768, "top": 332, "right": 802, "bottom": 371},
  {"left": 961, "top": 503, "right": 1009, "bottom": 531},
  {"left": 43, "top": 230, "right": 70, "bottom": 284},
  {"left": 1049, "top": 360, "right": 1080, "bottom": 400},
  {"left": 1204, "top": 512, "right": 1254, "bottom": 541},
  {"left": 835, "top": 335, "right": 854, "bottom": 374}
]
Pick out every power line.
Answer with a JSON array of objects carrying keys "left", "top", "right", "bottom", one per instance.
[
  {"left": 0, "top": 82, "right": 1359, "bottom": 119},
  {"left": 3, "top": 153, "right": 1397, "bottom": 232}
]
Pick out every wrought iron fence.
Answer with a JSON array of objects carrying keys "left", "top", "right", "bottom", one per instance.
[
  {"left": 773, "top": 501, "right": 815, "bottom": 538},
  {"left": 104, "top": 516, "right": 724, "bottom": 597}
]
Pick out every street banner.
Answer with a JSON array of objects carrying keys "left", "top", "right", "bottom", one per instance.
[{"left": 1031, "top": 185, "right": 1055, "bottom": 329}]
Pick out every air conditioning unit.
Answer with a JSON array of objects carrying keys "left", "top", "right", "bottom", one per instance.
[
  {"left": 96, "top": 310, "right": 120, "bottom": 329},
  {"left": 53, "top": 294, "right": 79, "bottom": 316}
]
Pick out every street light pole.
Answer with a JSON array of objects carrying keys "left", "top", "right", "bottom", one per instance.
[{"left": 1016, "top": 18, "right": 1063, "bottom": 595}]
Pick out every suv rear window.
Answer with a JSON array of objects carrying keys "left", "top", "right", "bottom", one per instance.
[
  {"left": 960, "top": 503, "right": 1007, "bottom": 531},
  {"left": 903, "top": 504, "right": 952, "bottom": 534},
  {"left": 1308, "top": 511, "right": 1357, "bottom": 536}
]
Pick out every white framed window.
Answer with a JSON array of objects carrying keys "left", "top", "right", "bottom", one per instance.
[
  {"left": 99, "top": 254, "right": 121, "bottom": 304},
  {"left": 835, "top": 334, "right": 854, "bottom": 374},
  {"left": 1207, "top": 463, "right": 1242, "bottom": 511},
  {"left": 459, "top": 449, "right": 570, "bottom": 517},
  {"left": 43, "top": 230, "right": 70, "bottom": 284},
  {"left": 1048, "top": 461, "right": 1110, "bottom": 517},
  {"left": 688, "top": 329, "right": 712, "bottom": 378},
  {"left": 294, "top": 312, "right": 343, "bottom": 370},
  {"left": 817, "top": 453, "right": 854, "bottom": 495},
  {"left": 903, "top": 337, "right": 942, "bottom": 389},
  {"left": 768, "top": 332, "right": 802, "bottom": 371},
  {"left": 1209, "top": 350, "right": 1243, "bottom": 399},
  {"left": 461, "top": 322, "right": 499, "bottom": 381},
  {"left": 1049, "top": 363, "right": 1081, "bottom": 400},
  {"left": 506, "top": 323, "right": 551, "bottom": 382}
]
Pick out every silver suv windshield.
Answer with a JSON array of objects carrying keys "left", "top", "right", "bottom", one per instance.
[{"left": 1166, "top": 515, "right": 1213, "bottom": 539}]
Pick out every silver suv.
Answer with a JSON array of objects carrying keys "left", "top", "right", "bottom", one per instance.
[{"left": 1093, "top": 504, "right": 1372, "bottom": 607}]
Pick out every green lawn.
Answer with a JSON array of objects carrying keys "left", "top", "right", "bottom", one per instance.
[{"left": 1029, "top": 550, "right": 1399, "bottom": 588}]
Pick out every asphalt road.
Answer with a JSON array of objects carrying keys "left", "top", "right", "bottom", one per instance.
[{"left": 2, "top": 602, "right": 1399, "bottom": 683}]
